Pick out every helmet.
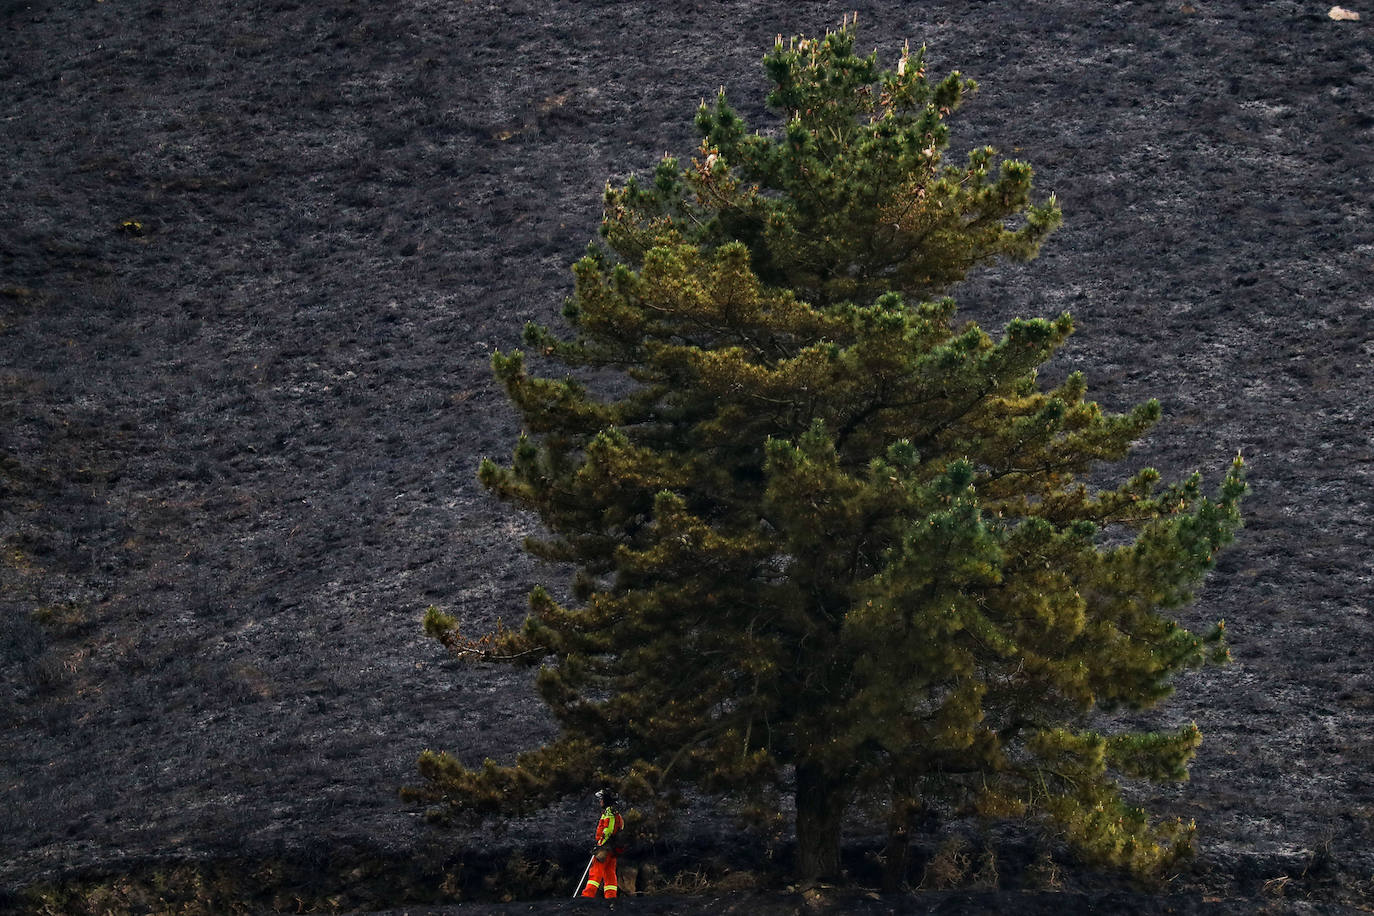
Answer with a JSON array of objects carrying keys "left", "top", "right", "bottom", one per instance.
[{"left": 595, "top": 787, "right": 616, "bottom": 806}]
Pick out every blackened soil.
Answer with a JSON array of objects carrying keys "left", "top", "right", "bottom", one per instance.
[{"left": 1, "top": 0, "right": 1371, "bottom": 913}]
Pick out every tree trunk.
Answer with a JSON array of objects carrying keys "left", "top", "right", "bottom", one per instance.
[
  {"left": 880, "top": 796, "right": 926, "bottom": 892},
  {"left": 881, "top": 817, "right": 910, "bottom": 893},
  {"left": 794, "top": 761, "right": 846, "bottom": 883}
]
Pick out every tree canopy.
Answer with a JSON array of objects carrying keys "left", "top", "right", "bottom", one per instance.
[{"left": 409, "top": 21, "right": 1246, "bottom": 885}]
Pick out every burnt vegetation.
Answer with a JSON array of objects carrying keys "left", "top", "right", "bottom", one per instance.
[{"left": 2, "top": 1, "right": 1372, "bottom": 913}]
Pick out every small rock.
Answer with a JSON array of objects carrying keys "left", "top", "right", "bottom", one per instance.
[{"left": 1329, "top": 6, "right": 1361, "bottom": 20}]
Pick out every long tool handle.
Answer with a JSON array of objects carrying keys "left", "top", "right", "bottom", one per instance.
[{"left": 572, "top": 855, "right": 594, "bottom": 898}]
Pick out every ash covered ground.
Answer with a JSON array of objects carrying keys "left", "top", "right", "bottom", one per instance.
[{"left": 1, "top": 0, "right": 1372, "bottom": 912}]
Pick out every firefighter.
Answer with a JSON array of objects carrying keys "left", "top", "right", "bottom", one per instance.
[{"left": 580, "top": 788, "right": 624, "bottom": 899}]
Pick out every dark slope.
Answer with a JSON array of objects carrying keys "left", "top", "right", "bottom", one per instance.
[{"left": 1, "top": 0, "right": 1370, "bottom": 909}]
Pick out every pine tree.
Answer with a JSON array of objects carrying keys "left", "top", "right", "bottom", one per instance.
[{"left": 410, "top": 21, "right": 1246, "bottom": 884}]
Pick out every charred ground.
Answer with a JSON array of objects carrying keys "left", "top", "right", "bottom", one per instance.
[{"left": 1, "top": 0, "right": 1371, "bottom": 912}]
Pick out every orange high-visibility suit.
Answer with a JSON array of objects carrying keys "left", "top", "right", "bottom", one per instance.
[{"left": 580, "top": 805, "right": 624, "bottom": 898}]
